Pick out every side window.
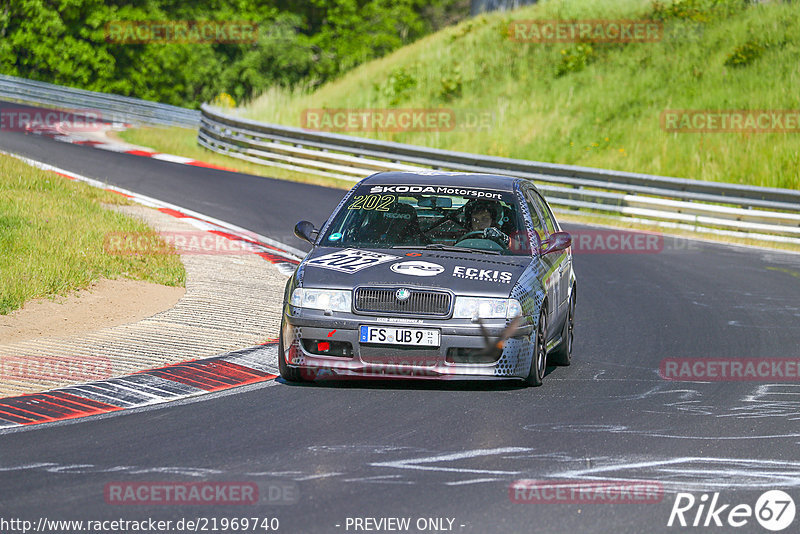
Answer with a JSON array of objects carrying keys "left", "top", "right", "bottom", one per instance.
[
  {"left": 532, "top": 191, "right": 556, "bottom": 235},
  {"left": 522, "top": 188, "right": 547, "bottom": 245}
]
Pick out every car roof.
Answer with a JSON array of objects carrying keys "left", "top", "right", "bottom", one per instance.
[{"left": 361, "top": 171, "right": 522, "bottom": 192}]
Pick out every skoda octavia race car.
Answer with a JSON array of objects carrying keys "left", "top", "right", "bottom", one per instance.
[{"left": 279, "top": 172, "right": 576, "bottom": 386}]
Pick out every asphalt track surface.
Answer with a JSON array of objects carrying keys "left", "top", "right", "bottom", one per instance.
[{"left": 2, "top": 112, "right": 800, "bottom": 533}]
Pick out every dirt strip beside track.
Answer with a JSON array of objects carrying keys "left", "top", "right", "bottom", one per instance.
[{"left": 0, "top": 205, "right": 288, "bottom": 398}]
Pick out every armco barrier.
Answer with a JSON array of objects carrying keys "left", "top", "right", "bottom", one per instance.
[
  {"left": 0, "top": 74, "right": 795, "bottom": 243},
  {"left": 0, "top": 74, "right": 199, "bottom": 128},
  {"left": 198, "top": 104, "right": 800, "bottom": 244}
]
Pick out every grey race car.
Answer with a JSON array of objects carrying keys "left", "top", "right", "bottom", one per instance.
[{"left": 279, "top": 172, "right": 576, "bottom": 386}]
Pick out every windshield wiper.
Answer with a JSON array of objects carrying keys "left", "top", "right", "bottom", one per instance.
[{"left": 392, "top": 244, "right": 500, "bottom": 255}]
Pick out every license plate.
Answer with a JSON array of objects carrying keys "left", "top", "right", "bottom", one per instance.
[{"left": 360, "top": 326, "right": 440, "bottom": 347}]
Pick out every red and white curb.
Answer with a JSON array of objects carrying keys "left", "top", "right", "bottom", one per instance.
[
  {"left": 28, "top": 124, "right": 239, "bottom": 172},
  {"left": 0, "top": 150, "right": 306, "bottom": 273},
  {"left": 67, "top": 138, "right": 237, "bottom": 171},
  {"left": 0, "top": 151, "right": 306, "bottom": 428},
  {"left": 0, "top": 343, "right": 279, "bottom": 429}
]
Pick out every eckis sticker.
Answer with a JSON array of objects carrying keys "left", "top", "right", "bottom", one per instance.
[
  {"left": 453, "top": 265, "right": 513, "bottom": 283},
  {"left": 307, "top": 249, "right": 399, "bottom": 273}
]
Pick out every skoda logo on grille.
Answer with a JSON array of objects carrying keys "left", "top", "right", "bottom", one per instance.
[{"left": 396, "top": 288, "right": 411, "bottom": 301}]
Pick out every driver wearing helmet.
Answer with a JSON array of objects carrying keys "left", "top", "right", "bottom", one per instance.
[{"left": 463, "top": 200, "right": 510, "bottom": 247}]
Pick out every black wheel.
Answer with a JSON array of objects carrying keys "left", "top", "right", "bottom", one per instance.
[
  {"left": 278, "top": 321, "right": 305, "bottom": 383},
  {"left": 550, "top": 288, "right": 575, "bottom": 366},
  {"left": 525, "top": 308, "right": 547, "bottom": 387}
]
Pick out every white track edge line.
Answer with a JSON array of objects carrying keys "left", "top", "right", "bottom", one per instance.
[{"left": 0, "top": 148, "right": 306, "bottom": 260}]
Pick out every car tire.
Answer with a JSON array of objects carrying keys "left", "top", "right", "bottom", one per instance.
[
  {"left": 550, "top": 288, "right": 575, "bottom": 366},
  {"left": 278, "top": 322, "right": 305, "bottom": 383},
  {"left": 525, "top": 308, "right": 547, "bottom": 387}
]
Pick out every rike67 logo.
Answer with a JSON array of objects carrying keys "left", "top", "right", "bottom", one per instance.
[{"left": 668, "top": 490, "right": 796, "bottom": 531}]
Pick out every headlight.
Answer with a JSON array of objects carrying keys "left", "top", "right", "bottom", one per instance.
[
  {"left": 453, "top": 297, "right": 522, "bottom": 319},
  {"left": 290, "top": 288, "right": 352, "bottom": 312}
]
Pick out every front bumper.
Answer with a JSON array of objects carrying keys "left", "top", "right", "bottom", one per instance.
[{"left": 281, "top": 307, "right": 534, "bottom": 381}]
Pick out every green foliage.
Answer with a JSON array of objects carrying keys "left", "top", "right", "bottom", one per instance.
[
  {"left": 310, "top": 0, "right": 425, "bottom": 81},
  {"left": 724, "top": 39, "right": 765, "bottom": 67},
  {"left": 0, "top": 0, "right": 467, "bottom": 107},
  {"left": 651, "top": 0, "right": 748, "bottom": 22},
  {"left": 211, "top": 92, "right": 237, "bottom": 108},
  {"left": 438, "top": 66, "right": 463, "bottom": 101},
  {"left": 215, "top": 13, "right": 317, "bottom": 102},
  {"left": 374, "top": 66, "right": 418, "bottom": 105},
  {"left": 555, "top": 43, "right": 597, "bottom": 77},
  {"left": 448, "top": 15, "right": 488, "bottom": 42}
]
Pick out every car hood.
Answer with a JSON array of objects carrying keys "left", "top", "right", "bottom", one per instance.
[{"left": 299, "top": 247, "right": 532, "bottom": 298}]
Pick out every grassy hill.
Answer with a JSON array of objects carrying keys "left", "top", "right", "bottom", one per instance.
[{"left": 242, "top": 0, "right": 800, "bottom": 190}]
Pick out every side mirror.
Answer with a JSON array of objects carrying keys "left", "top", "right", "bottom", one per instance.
[
  {"left": 294, "top": 220, "right": 317, "bottom": 244},
  {"left": 541, "top": 231, "right": 572, "bottom": 255}
]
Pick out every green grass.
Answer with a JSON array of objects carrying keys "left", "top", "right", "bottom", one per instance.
[
  {"left": 241, "top": 0, "right": 800, "bottom": 190},
  {"left": 0, "top": 154, "right": 185, "bottom": 315}
]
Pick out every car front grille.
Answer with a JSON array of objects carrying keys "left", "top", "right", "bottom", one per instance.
[{"left": 354, "top": 287, "right": 451, "bottom": 316}]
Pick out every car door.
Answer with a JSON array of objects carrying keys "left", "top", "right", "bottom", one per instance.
[
  {"left": 520, "top": 185, "right": 560, "bottom": 337},
  {"left": 531, "top": 189, "right": 570, "bottom": 333}
]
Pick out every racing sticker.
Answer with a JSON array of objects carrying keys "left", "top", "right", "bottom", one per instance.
[
  {"left": 390, "top": 260, "right": 444, "bottom": 277},
  {"left": 368, "top": 185, "right": 502, "bottom": 200},
  {"left": 347, "top": 194, "right": 395, "bottom": 211},
  {"left": 307, "top": 249, "right": 399, "bottom": 273},
  {"left": 453, "top": 265, "right": 513, "bottom": 283}
]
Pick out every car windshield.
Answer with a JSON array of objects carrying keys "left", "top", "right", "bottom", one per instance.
[{"left": 319, "top": 184, "right": 533, "bottom": 255}]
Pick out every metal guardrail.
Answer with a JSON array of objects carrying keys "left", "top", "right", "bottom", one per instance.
[
  {"left": 0, "top": 74, "right": 199, "bottom": 128},
  {"left": 199, "top": 104, "right": 800, "bottom": 244},
  {"left": 7, "top": 75, "right": 794, "bottom": 244}
]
